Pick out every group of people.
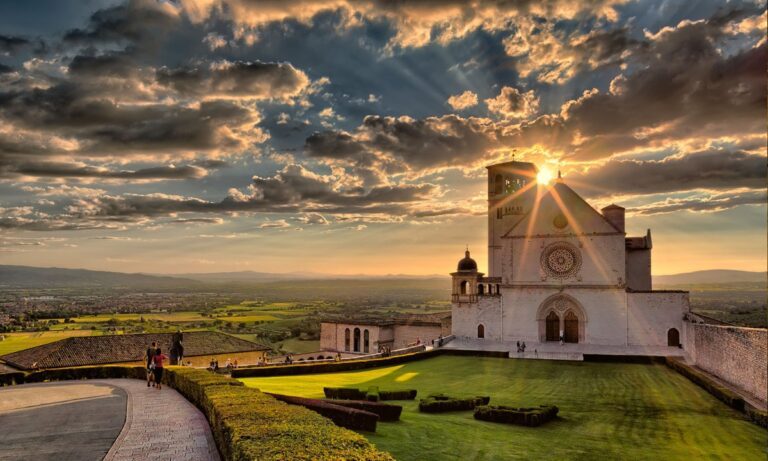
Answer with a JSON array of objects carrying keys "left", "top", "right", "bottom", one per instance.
[
  {"left": 144, "top": 341, "right": 168, "bottom": 390},
  {"left": 516, "top": 341, "right": 527, "bottom": 353}
]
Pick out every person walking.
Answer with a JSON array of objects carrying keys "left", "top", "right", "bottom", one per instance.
[
  {"left": 145, "top": 341, "right": 157, "bottom": 387},
  {"left": 153, "top": 347, "right": 168, "bottom": 390}
]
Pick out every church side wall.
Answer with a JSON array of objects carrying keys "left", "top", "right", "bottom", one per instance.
[
  {"left": 684, "top": 323, "right": 767, "bottom": 404},
  {"left": 392, "top": 324, "right": 442, "bottom": 349},
  {"left": 626, "top": 292, "right": 687, "bottom": 346},
  {"left": 507, "top": 234, "right": 626, "bottom": 286},
  {"left": 501, "top": 287, "right": 628, "bottom": 345},
  {"left": 320, "top": 323, "right": 380, "bottom": 353},
  {"left": 452, "top": 296, "right": 502, "bottom": 341},
  {"left": 626, "top": 250, "right": 652, "bottom": 291}
]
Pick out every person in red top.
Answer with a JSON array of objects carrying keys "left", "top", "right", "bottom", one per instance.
[{"left": 153, "top": 347, "right": 168, "bottom": 390}]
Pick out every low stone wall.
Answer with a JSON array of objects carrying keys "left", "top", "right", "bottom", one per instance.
[{"left": 684, "top": 322, "right": 767, "bottom": 404}]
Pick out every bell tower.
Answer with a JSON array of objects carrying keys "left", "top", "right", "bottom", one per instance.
[{"left": 487, "top": 161, "right": 538, "bottom": 277}]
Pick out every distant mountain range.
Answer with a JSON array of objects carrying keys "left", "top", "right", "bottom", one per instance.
[
  {"left": 0, "top": 265, "right": 763, "bottom": 289},
  {"left": 652, "top": 270, "right": 766, "bottom": 286}
]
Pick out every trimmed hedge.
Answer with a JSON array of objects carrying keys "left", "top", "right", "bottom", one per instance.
[
  {"left": 474, "top": 405, "right": 559, "bottom": 427},
  {"left": 23, "top": 365, "right": 146, "bottom": 383},
  {"left": 325, "top": 386, "right": 418, "bottom": 401},
  {"left": 665, "top": 358, "right": 745, "bottom": 412},
  {"left": 323, "top": 400, "right": 403, "bottom": 422},
  {"left": 418, "top": 393, "right": 490, "bottom": 413},
  {"left": 267, "top": 393, "right": 379, "bottom": 432}
]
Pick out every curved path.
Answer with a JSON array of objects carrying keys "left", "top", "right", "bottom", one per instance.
[{"left": 0, "top": 379, "right": 220, "bottom": 461}]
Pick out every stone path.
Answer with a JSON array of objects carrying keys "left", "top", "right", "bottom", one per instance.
[
  {"left": 0, "top": 379, "right": 220, "bottom": 461},
  {"left": 443, "top": 337, "right": 686, "bottom": 359},
  {"left": 0, "top": 381, "right": 126, "bottom": 461},
  {"left": 102, "top": 379, "right": 221, "bottom": 461}
]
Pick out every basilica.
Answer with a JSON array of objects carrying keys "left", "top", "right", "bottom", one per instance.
[{"left": 450, "top": 161, "right": 690, "bottom": 349}]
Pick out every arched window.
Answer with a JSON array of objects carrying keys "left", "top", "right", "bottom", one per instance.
[
  {"left": 364, "top": 329, "right": 370, "bottom": 353},
  {"left": 477, "top": 324, "right": 485, "bottom": 339},
  {"left": 460, "top": 280, "right": 468, "bottom": 295},
  {"left": 353, "top": 328, "right": 361, "bottom": 352},
  {"left": 667, "top": 328, "right": 680, "bottom": 347},
  {"left": 477, "top": 284, "right": 485, "bottom": 295},
  {"left": 494, "top": 174, "right": 503, "bottom": 195},
  {"left": 344, "top": 328, "right": 350, "bottom": 351}
]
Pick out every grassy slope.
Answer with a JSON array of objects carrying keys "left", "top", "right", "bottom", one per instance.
[
  {"left": 0, "top": 330, "right": 102, "bottom": 355},
  {"left": 239, "top": 356, "right": 767, "bottom": 460}
]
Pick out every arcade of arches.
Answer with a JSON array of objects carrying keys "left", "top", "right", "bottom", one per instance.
[{"left": 344, "top": 327, "right": 371, "bottom": 353}]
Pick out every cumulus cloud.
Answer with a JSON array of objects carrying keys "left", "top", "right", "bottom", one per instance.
[
  {"left": 485, "top": 86, "right": 539, "bottom": 119},
  {"left": 447, "top": 90, "right": 478, "bottom": 110},
  {"left": 0, "top": 35, "right": 30, "bottom": 55}
]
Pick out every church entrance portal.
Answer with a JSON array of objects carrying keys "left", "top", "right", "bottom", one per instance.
[
  {"left": 564, "top": 311, "right": 578, "bottom": 343},
  {"left": 545, "top": 312, "right": 559, "bottom": 341}
]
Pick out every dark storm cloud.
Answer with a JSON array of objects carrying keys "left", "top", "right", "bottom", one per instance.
[
  {"left": 63, "top": 0, "right": 178, "bottom": 47},
  {"left": 0, "top": 35, "right": 29, "bottom": 55},
  {"left": 631, "top": 190, "right": 767, "bottom": 216},
  {"left": 304, "top": 131, "right": 367, "bottom": 159},
  {"left": 156, "top": 61, "right": 310, "bottom": 99},
  {"left": 572, "top": 149, "right": 767, "bottom": 196},
  {"left": 65, "top": 163, "right": 437, "bottom": 220},
  {"left": 68, "top": 53, "right": 140, "bottom": 77}
]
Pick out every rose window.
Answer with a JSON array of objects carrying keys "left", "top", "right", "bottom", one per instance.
[{"left": 541, "top": 242, "right": 582, "bottom": 279}]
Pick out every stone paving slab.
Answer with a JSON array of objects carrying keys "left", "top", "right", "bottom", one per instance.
[
  {"left": 0, "top": 381, "right": 127, "bottom": 461},
  {"left": 101, "top": 379, "right": 221, "bottom": 461}
]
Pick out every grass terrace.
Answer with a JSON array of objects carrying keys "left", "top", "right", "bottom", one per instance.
[{"left": 239, "top": 355, "right": 767, "bottom": 460}]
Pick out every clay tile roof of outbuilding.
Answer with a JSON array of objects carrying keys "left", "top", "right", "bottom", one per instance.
[{"left": 0, "top": 331, "right": 269, "bottom": 370}]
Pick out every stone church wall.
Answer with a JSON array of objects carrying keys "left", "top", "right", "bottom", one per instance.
[
  {"left": 452, "top": 296, "right": 502, "bottom": 341},
  {"left": 684, "top": 322, "right": 767, "bottom": 404},
  {"left": 392, "top": 324, "right": 443, "bottom": 349},
  {"left": 627, "top": 292, "right": 687, "bottom": 346}
]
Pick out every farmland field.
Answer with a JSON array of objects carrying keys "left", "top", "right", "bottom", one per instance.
[{"left": 240, "top": 356, "right": 767, "bottom": 461}]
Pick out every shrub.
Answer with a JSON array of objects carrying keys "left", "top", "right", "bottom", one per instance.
[
  {"left": 24, "top": 366, "right": 145, "bottom": 383},
  {"left": 746, "top": 405, "right": 768, "bottom": 429},
  {"left": 473, "top": 405, "right": 559, "bottom": 427},
  {"left": 267, "top": 393, "right": 379, "bottom": 432},
  {"left": 323, "top": 400, "right": 403, "bottom": 422},
  {"left": 325, "top": 386, "right": 418, "bottom": 401},
  {"left": 325, "top": 387, "right": 367, "bottom": 400},
  {"left": 379, "top": 389, "right": 418, "bottom": 400},
  {"left": 418, "top": 393, "right": 490, "bottom": 413},
  {"left": 665, "top": 358, "right": 745, "bottom": 412},
  {"left": 367, "top": 386, "right": 380, "bottom": 402},
  {"left": 0, "top": 372, "right": 25, "bottom": 386}
]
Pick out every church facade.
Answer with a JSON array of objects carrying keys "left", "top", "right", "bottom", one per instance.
[{"left": 451, "top": 161, "right": 689, "bottom": 348}]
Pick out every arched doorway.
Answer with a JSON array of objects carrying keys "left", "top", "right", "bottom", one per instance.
[
  {"left": 545, "top": 311, "right": 559, "bottom": 341},
  {"left": 353, "top": 328, "right": 361, "bottom": 352},
  {"left": 477, "top": 324, "right": 485, "bottom": 339},
  {"left": 564, "top": 311, "right": 579, "bottom": 343},
  {"left": 344, "top": 328, "right": 350, "bottom": 351},
  {"left": 667, "top": 328, "right": 680, "bottom": 347},
  {"left": 460, "top": 280, "right": 468, "bottom": 295}
]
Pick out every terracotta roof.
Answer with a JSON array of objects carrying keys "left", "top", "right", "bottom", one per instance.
[{"left": 0, "top": 331, "right": 269, "bottom": 370}]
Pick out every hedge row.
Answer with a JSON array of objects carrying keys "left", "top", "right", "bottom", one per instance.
[
  {"left": 324, "top": 386, "right": 418, "bottom": 401},
  {"left": 473, "top": 405, "right": 559, "bottom": 427},
  {"left": 746, "top": 405, "right": 768, "bottom": 429},
  {"left": 0, "top": 366, "right": 393, "bottom": 460},
  {"left": 266, "top": 393, "right": 379, "bottom": 432},
  {"left": 323, "top": 400, "right": 403, "bottom": 422},
  {"left": 664, "top": 358, "right": 745, "bottom": 412},
  {"left": 0, "top": 372, "right": 25, "bottom": 386},
  {"left": 1, "top": 366, "right": 146, "bottom": 385},
  {"left": 418, "top": 393, "right": 490, "bottom": 413}
]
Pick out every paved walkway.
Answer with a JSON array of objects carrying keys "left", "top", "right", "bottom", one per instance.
[
  {"left": 102, "top": 379, "right": 220, "bottom": 461},
  {"left": 0, "top": 381, "right": 126, "bottom": 461},
  {"left": 0, "top": 379, "right": 220, "bottom": 461},
  {"left": 443, "top": 337, "right": 686, "bottom": 359}
]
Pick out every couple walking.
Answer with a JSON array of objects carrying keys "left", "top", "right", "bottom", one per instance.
[{"left": 145, "top": 341, "right": 168, "bottom": 390}]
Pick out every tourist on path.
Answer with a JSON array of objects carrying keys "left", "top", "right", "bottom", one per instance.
[
  {"left": 153, "top": 347, "right": 168, "bottom": 390},
  {"left": 145, "top": 341, "right": 157, "bottom": 387}
]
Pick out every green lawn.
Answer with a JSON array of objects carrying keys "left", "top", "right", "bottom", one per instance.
[
  {"left": 0, "top": 330, "right": 102, "bottom": 355},
  {"left": 239, "top": 356, "right": 767, "bottom": 460}
]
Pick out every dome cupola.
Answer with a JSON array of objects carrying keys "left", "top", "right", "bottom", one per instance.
[{"left": 457, "top": 249, "right": 478, "bottom": 272}]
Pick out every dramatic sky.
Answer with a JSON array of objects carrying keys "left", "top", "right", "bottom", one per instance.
[{"left": 0, "top": 0, "right": 765, "bottom": 275}]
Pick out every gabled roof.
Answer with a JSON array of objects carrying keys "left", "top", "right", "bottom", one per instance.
[
  {"left": 503, "top": 181, "right": 624, "bottom": 238},
  {"left": 1, "top": 331, "right": 269, "bottom": 370}
]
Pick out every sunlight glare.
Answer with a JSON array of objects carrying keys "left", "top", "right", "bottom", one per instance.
[{"left": 537, "top": 168, "right": 553, "bottom": 185}]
